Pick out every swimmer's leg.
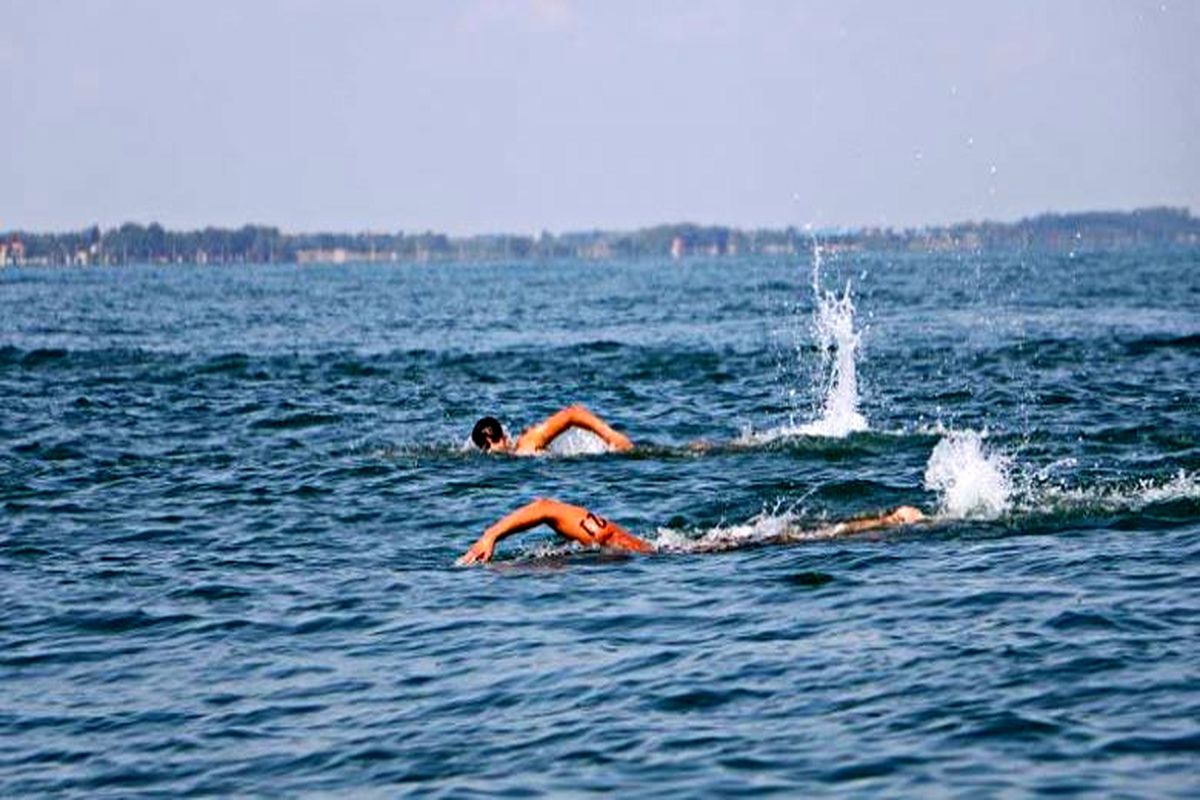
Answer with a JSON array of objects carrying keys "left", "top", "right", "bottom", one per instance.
[{"left": 832, "top": 506, "right": 926, "bottom": 536}]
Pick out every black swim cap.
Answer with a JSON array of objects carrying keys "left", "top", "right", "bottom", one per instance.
[{"left": 471, "top": 417, "right": 505, "bottom": 450}]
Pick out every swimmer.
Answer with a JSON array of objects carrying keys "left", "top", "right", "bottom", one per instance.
[
  {"left": 470, "top": 404, "right": 634, "bottom": 455},
  {"left": 456, "top": 497, "right": 926, "bottom": 565}
]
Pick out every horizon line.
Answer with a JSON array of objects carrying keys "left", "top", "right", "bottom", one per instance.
[{"left": 3, "top": 204, "right": 1194, "bottom": 239}]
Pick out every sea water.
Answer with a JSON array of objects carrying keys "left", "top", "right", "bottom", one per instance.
[{"left": 1, "top": 249, "right": 1198, "bottom": 796}]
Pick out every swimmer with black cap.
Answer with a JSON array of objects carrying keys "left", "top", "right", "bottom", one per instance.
[
  {"left": 457, "top": 497, "right": 926, "bottom": 565},
  {"left": 471, "top": 404, "right": 633, "bottom": 455}
]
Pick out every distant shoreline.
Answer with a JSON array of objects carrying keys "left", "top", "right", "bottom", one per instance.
[{"left": 2, "top": 207, "right": 1196, "bottom": 268}]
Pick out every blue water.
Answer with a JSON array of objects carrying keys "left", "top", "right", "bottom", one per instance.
[{"left": 1, "top": 250, "right": 1198, "bottom": 796}]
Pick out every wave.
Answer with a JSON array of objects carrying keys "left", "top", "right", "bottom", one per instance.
[
  {"left": 0, "top": 345, "right": 157, "bottom": 371},
  {"left": 250, "top": 412, "right": 342, "bottom": 431},
  {"left": 1014, "top": 469, "right": 1200, "bottom": 518},
  {"left": 731, "top": 423, "right": 945, "bottom": 452},
  {"left": 919, "top": 430, "right": 1199, "bottom": 522},
  {"left": 485, "top": 462, "right": 1198, "bottom": 567},
  {"left": 0, "top": 341, "right": 743, "bottom": 387},
  {"left": 364, "top": 423, "right": 955, "bottom": 462},
  {"left": 645, "top": 470, "right": 1197, "bottom": 558},
  {"left": 373, "top": 428, "right": 936, "bottom": 461},
  {"left": 735, "top": 418, "right": 872, "bottom": 445},
  {"left": 652, "top": 508, "right": 846, "bottom": 554},
  {"left": 1123, "top": 332, "right": 1200, "bottom": 355}
]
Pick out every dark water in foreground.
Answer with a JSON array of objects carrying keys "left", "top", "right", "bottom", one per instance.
[{"left": 1, "top": 250, "right": 1198, "bottom": 797}]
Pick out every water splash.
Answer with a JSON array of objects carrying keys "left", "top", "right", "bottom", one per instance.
[
  {"left": 742, "top": 238, "right": 867, "bottom": 443},
  {"left": 1137, "top": 470, "right": 1200, "bottom": 505},
  {"left": 1020, "top": 469, "right": 1199, "bottom": 517},
  {"left": 801, "top": 239, "right": 867, "bottom": 436},
  {"left": 545, "top": 427, "right": 610, "bottom": 456},
  {"left": 924, "top": 431, "right": 1011, "bottom": 518},
  {"left": 653, "top": 510, "right": 801, "bottom": 554}
]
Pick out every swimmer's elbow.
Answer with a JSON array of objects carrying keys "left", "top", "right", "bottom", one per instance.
[{"left": 528, "top": 496, "right": 562, "bottom": 515}]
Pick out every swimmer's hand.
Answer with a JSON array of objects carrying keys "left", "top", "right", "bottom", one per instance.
[
  {"left": 608, "top": 431, "right": 634, "bottom": 452},
  {"left": 456, "top": 536, "right": 495, "bottom": 566}
]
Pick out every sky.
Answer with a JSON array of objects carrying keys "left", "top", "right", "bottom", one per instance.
[{"left": 2, "top": 0, "right": 1197, "bottom": 234}]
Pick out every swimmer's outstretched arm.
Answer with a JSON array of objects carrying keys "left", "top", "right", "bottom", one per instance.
[
  {"left": 457, "top": 497, "right": 653, "bottom": 565},
  {"left": 514, "top": 404, "right": 634, "bottom": 454},
  {"left": 830, "top": 505, "right": 926, "bottom": 536}
]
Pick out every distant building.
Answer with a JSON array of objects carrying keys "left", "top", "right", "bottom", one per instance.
[
  {"left": 296, "top": 248, "right": 352, "bottom": 264},
  {"left": 581, "top": 240, "right": 612, "bottom": 260},
  {"left": 759, "top": 242, "right": 797, "bottom": 256},
  {"left": 7, "top": 237, "right": 25, "bottom": 265}
]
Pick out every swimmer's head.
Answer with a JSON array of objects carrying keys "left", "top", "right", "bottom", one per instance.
[{"left": 471, "top": 416, "right": 508, "bottom": 452}]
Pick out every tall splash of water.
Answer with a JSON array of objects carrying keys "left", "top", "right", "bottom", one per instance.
[
  {"left": 734, "top": 237, "right": 868, "bottom": 443},
  {"left": 794, "top": 239, "right": 868, "bottom": 437},
  {"left": 924, "top": 431, "right": 1011, "bottom": 518},
  {"left": 736, "top": 238, "right": 867, "bottom": 444}
]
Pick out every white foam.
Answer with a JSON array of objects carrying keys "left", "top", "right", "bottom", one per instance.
[
  {"left": 650, "top": 503, "right": 871, "bottom": 554},
  {"left": 653, "top": 511, "right": 795, "bottom": 553},
  {"left": 734, "top": 416, "right": 865, "bottom": 445},
  {"left": 544, "top": 427, "right": 611, "bottom": 456},
  {"left": 924, "top": 431, "right": 1012, "bottom": 519},
  {"left": 1021, "top": 469, "right": 1199, "bottom": 516},
  {"left": 1138, "top": 470, "right": 1200, "bottom": 505}
]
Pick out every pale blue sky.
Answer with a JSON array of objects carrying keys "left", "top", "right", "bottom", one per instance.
[{"left": 2, "top": 0, "right": 1197, "bottom": 234}]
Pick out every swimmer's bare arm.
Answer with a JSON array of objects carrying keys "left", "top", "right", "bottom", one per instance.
[
  {"left": 514, "top": 404, "right": 634, "bottom": 454},
  {"left": 831, "top": 506, "right": 926, "bottom": 536},
  {"left": 457, "top": 497, "right": 653, "bottom": 565}
]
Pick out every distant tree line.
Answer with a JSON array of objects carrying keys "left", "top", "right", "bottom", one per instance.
[{"left": 3, "top": 207, "right": 1197, "bottom": 266}]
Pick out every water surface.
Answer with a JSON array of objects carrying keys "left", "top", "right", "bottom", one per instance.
[{"left": 1, "top": 249, "right": 1197, "bottom": 796}]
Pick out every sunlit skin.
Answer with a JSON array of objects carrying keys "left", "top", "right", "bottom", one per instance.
[
  {"left": 457, "top": 497, "right": 926, "bottom": 565},
  {"left": 457, "top": 497, "right": 653, "bottom": 565},
  {"left": 828, "top": 504, "right": 925, "bottom": 534},
  {"left": 480, "top": 404, "right": 634, "bottom": 455}
]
